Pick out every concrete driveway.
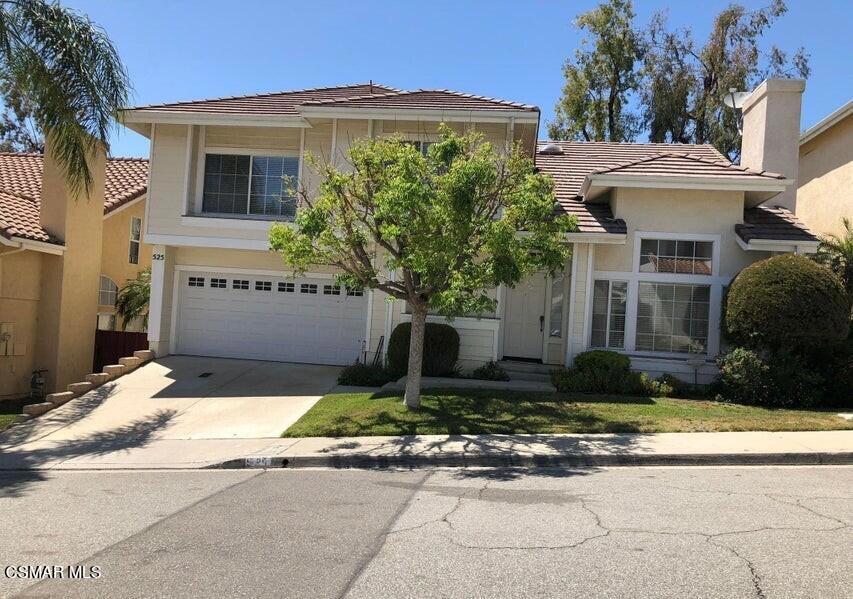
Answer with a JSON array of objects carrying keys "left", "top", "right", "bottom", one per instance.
[{"left": 0, "top": 356, "right": 340, "bottom": 468}]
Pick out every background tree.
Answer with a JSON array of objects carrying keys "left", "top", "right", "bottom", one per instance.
[
  {"left": 0, "top": 0, "right": 130, "bottom": 192},
  {"left": 548, "top": 0, "right": 643, "bottom": 142},
  {"left": 270, "top": 126, "right": 576, "bottom": 409},
  {"left": 0, "top": 80, "right": 43, "bottom": 152},
  {"left": 116, "top": 267, "right": 150, "bottom": 331},
  {"left": 642, "top": 0, "right": 810, "bottom": 160},
  {"left": 550, "top": 0, "right": 809, "bottom": 159}
]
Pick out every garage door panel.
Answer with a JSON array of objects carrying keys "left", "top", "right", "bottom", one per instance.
[{"left": 176, "top": 271, "right": 367, "bottom": 366}]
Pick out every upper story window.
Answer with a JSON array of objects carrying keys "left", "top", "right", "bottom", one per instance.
[
  {"left": 99, "top": 276, "right": 117, "bottom": 306},
  {"left": 202, "top": 154, "right": 299, "bottom": 219},
  {"left": 639, "top": 239, "right": 713, "bottom": 275},
  {"left": 128, "top": 217, "right": 141, "bottom": 264}
]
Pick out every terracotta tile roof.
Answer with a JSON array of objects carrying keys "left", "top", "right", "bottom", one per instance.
[
  {"left": 130, "top": 83, "right": 400, "bottom": 115},
  {"left": 736, "top": 206, "right": 818, "bottom": 244},
  {"left": 300, "top": 89, "right": 538, "bottom": 112},
  {"left": 128, "top": 83, "right": 537, "bottom": 115},
  {"left": 0, "top": 188, "right": 52, "bottom": 243},
  {"left": 104, "top": 157, "right": 149, "bottom": 211},
  {"left": 0, "top": 153, "right": 148, "bottom": 245}
]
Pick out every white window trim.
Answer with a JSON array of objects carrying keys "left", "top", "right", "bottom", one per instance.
[
  {"left": 99, "top": 275, "right": 118, "bottom": 307},
  {"left": 193, "top": 147, "right": 302, "bottom": 220},
  {"left": 633, "top": 230, "right": 720, "bottom": 278},
  {"left": 129, "top": 216, "right": 142, "bottom": 264},
  {"left": 588, "top": 232, "right": 725, "bottom": 360},
  {"left": 590, "top": 279, "right": 628, "bottom": 350}
]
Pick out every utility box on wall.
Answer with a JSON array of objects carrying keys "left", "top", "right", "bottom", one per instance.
[{"left": 0, "top": 322, "right": 13, "bottom": 356}]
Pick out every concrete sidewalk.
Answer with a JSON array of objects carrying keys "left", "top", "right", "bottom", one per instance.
[{"left": 3, "top": 430, "right": 849, "bottom": 470}]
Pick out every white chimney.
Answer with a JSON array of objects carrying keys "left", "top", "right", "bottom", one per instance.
[{"left": 740, "top": 78, "right": 805, "bottom": 212}]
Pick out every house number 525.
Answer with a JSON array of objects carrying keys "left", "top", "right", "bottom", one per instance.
[{"left": 152, "top": 253, "right": 165, "bottom": 261}]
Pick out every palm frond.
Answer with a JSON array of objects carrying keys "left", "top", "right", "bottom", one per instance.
[
  {"left": 0, "top": 0, "right": 130, "bottom": 195},
  {"left": 116, "top": 267, "right": 150, "bottom": 331}
]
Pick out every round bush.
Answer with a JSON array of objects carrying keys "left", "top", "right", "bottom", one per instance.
[
  {"left": 387, "top": 322, "right": 460, "bottom": 377},
  {"left": 725, "top": 255, "right": 850, "bottom": 352}
]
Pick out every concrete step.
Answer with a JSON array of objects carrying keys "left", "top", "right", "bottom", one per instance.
[
  {"left": 498, "top": 360, "right": 553, "bottom": 375},
  {"left": 507, "top": 371, "right": 553, "bottom": 383}
]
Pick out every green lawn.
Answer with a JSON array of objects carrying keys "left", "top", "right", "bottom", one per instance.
[
  {"left": 0, "top": 414, "right": 18, "bottom": 432},
  {"left": 283, "top": 389, "right": 853, "bottom": 437}
]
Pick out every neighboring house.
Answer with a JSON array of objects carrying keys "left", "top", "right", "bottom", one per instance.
[
  {"left": 120, "top": 79, "right": 816, "bottom": 384},
  {"left": 0, "top": 151, "right": 149, "bottom": 398},
  {"left": 797, "top": 100, "right": 853, "bottom": 237}
]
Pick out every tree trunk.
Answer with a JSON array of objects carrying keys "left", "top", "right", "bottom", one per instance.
[{"left": 403, "top": 303, "right": 427, "bottom": 410}]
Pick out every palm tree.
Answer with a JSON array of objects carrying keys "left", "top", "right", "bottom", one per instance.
[
  {"left": 0, "top": 0, "right": 130, "bottom": 194},
  {"left": 116, "top": 268, "right": 150, "bottom": 331},
  {"left": 816, "top": 217, "right": 853, "bottom": 297}
]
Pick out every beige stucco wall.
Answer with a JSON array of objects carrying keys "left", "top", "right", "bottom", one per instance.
[
  {"left": 99, "top": 198, "right": 151, "bottom": 329},
  {"left": 0, "top": 248, "right": 42, "bottom": 398},
  {"left": 145, "top": 117, "right": 517, "bottom": 244},
  {"left": 35, "top": 144, "right": 106, "bottom": 392},
  {"left": 797, "top": 115, "right": 853, "bottom": 237},
  {"left": 594, "top": 188, "right": 762, "bottom": 278}
]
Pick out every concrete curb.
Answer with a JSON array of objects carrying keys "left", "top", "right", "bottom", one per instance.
[{"left": 207, "top": 451, "right": 853, "bottom": 470}]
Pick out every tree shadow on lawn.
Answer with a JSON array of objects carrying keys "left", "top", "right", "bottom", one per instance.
[{"left": 313, "top": 389, "right": 657, "bottom": 474}]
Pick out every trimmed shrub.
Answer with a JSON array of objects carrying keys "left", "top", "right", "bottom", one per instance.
[
  {"left": 387, "top": 322, "right": 460, "bottom": 378},
  {"left": 551, "top": 351, "right": 671, "bottom": 397},
  {"left": 471, "top": 361, "right": 510, "bottom": 381},
  {"left": 337, "top": 362, "right": 394, "bottom": 387},
  {"left": 574, "top": 350, "right": 630, "bottom": 374},
  {"left": 725, "top": 254, "right": 850, "bottom": 353},
  {"left": 715, "top": 348, "right": 826, "bottom": 408},
  {"left": 715, "top": 348, "right": 771, "bottom": 406}
]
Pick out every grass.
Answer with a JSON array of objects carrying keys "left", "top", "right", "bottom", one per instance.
[
  {"left": 0, "top": 414, "right": 17, "bottom": 432},
  {"left": 282, "top": 389, "right": 853, "bottom": 437}
]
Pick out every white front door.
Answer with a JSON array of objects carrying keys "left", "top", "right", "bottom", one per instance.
[
  {"left": 502, "top": 273, "right": 547, "bottom": 360},
  {"left": 175, "top": 270, "right": 367, "bottom": 366}
]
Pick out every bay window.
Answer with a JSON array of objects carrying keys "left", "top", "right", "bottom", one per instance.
[
  {"left": 202, "top": 153, "right": 299, "bottom": 219},
  {"left": 636, "top": 282, "right": 710, "bottom": 354}
]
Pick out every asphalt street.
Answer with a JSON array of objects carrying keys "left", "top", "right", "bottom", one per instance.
[{"left": 2, "top": 466, "right": 851, "bottom": 598}]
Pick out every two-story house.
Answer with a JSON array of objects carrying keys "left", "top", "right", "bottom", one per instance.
[{"left": 121, "top": 79, "right": 817, "bottom": 384}]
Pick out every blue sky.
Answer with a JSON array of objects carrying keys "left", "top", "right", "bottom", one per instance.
[{"left": 65, "top": 0, "right": 852, "bottom": 158}]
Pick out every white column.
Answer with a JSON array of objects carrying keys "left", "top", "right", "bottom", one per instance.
[
  {"left": 564, "top": 243, "right": 579, "bottom": 366},
  {"left": 147, "top": 244, "right": 167, "bottom": 354}
]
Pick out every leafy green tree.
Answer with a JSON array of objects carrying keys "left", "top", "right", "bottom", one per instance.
[
  {"left": 548, "top": 0, "right": 644, "bottom": 142},
  {"left": 0, "top": 80, "right": 44, "bottom": 153},
  {"left": 116, "top": 267, "right": 150, "bottom": 331},
  {"left": 270, "top": 126, "right": 576, "bottom": 409},
  {"left": 642, "top": 0, "right": 810, "bottom": 159},
  {"left": 0, "top": 0, "right": 130, "bottom": 192},
  {"left": 815, "top": 217, "right": 853, "bottom": 298}
]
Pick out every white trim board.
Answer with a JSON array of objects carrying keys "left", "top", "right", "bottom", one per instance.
[
  {"left": 104, "top": 195, "right": 146, "bottom": 220},
  {"left": 174, "top": 264, "right": 336, "bottom": 279}
]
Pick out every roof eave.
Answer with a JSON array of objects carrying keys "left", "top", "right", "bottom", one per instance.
[
  {"left": 297, "top": 105, "right": 540, "bottom": 123},
  {"left": 119, "top": 109, "right": 311, "bottom": 130},
  {"left": 581, "top": 173, "right": 792, "bottom": 202},
  {"left": 800, "top": 100, "right": 853, "bottom": 145},
  {"left": 735, "top": 235, "right": 819, "bottom": 254},
  {"left": 0, "top": 234, "right": 65, "bottom": 254}
]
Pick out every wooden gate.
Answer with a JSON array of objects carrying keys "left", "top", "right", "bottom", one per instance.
[{"left": 93, "top": 330, "right": 149, "bottom": 373}]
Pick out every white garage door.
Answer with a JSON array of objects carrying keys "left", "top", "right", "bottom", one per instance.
[{"left": 176, "top": 270, "right": 367, "bottom": 366}]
